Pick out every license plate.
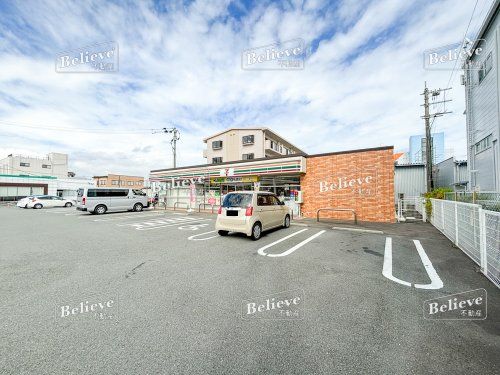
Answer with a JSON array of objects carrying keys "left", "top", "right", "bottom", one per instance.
[{"left": 226, "top": 210, "right": 238, "bottom": 216}]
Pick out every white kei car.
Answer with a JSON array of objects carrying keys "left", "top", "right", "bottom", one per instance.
[
  {"left": 215, "top": 191, "right": 291, "bottom": 240},
  {"left": 17, "top": 195, "right": 75, "bottom": 209}
]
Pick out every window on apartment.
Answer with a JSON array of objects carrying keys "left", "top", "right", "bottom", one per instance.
[
  {"left": 212, "top": 157, "right": 223, "bottom": 164},
  {"left": 111, "top": 180, "right": 119, "bottom": 185},
  {"left": 127, "top": 181, "right": 134, "bottom": 186},
  {"left": 475, "top": 135, "right": 492, "bottom": 154},
  {"left": 478, "top": 52, "right": 492, "bottom": 83},
  {"left": 99, "top": 179, "right": 107, "bottom": 185},
  {"left": 20, "top": 162, "right": 30, "bottom": 167},
  {"left": 212, "top": 140, "right": 223, "bottom": 150},
  {"left": 242, "top": 153, "right": 254, "bottom": 160},
  {"left": 242, "top": 135, "right": 254, "bottom": 145},
  {"left": 136, "top": 181, "right": 142, "bottom": 186},
  {"left": 42, "top": 164, "right": 51, "bottom": 169}
]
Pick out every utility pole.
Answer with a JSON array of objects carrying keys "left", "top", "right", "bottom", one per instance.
[
  {"left": 152, "top": 127, "right": 180, "bottom": 168},
  {"left": 420, "top": 82, "right": 452, "bottom": 192}
]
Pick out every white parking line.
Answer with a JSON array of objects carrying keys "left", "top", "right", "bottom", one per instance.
[
  {"left": 382, "top": 237, "right": 443, "bottom": 289},
  {"left": 382, "top": 237, "right": 412, "bottom": 287},
  {"left": 188, "top": 230, "right": 218, "bottom": 241},
  {"left": 117, "top": 216, "right": 211, "bottom": 231},
  {"left": 135, "top": 219, "right": 212, "bottom": 231},
  {"left": 257, "top": 229, "right": 326, "bottom": 257},
  {"left": 90, "top": 212, "right": 167, "bottom": 221},
  {"left": 257, "top": 229, "right": 308, "bottom": 256},
  {"left": 413, "top": 240, "right": 443, "bottom": 290}
]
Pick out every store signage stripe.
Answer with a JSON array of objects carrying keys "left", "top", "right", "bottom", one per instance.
[{"left": 151, "top": 164, "right": 301, "bottom": 181}]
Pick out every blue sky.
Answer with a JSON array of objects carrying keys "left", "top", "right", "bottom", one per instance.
[{"left": 0, "top": 0, "right": 495, "bottom": 177}]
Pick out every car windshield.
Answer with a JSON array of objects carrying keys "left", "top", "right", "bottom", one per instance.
[{"left": 222, "top": 193, "right": 252, "bottom": 208}]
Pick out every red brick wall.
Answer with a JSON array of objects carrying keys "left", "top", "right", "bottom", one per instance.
[{"left": 300, "top": 147, "right": 394, "bottom": 223}]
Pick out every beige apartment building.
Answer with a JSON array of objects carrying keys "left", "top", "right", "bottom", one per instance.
[
  {"left": 93, "top": 174, "right": 145, "bottom": 188},
  {"left": 203, "top": 128, "right": 304, "bottom": 164}
]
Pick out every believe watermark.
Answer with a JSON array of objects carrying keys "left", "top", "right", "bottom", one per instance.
[
  {"left": 242, "top": 38, "right": 305, "bottom": 70},
  {"left": 423, "top": 289, "right": 487, "bottom": 320},
  {"left": 55, "top": 296, "right": 118, "bottom": 322},
  {"left": 241, "top": 289, "right": 304, "bottom": 320},
  {"left": 55, "top": 41, "right": 119, "bottom": 73},
  {"left": 423, "top": 38, "right": 484, "bottom": 71}
]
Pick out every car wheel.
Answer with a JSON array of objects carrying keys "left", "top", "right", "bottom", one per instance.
[
  {"left": 133, "top": 203, "right": 143, "bottom": 212},
  {"left": 251, "top": 222, "right": 262, "bottom": 241},
  {"left": 283, "top": 214, "right": 290, "bottom": 228},
  {"left": 218, "top": 230, "right": 229, "bottom": 236},
  {"left": 65, "top": 202, "right": 72, "bottom": 207},
  {"left": 94, "top": 205, "right": 107, "bottom": 215},
  {"left": 34, "top": 203, "right": 43, "bottom": 209}
]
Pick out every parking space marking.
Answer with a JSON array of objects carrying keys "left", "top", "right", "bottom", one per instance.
[
  {"left": 91, "top": 212, "right": 168, "bottom": 222},
  {"left": 117, "top": 216, "right": 212, "bottom": 231},
  {"left": 382, "top": 237, "right": 443, "bottom": 289},
  {"left": 257, "top": 229, "right": 326, "bottom": 257},
  {"left": 134, "top": 219, "right": 212, "bottom": 231},
  {"left": 382, "top": 237, "right": 412, "bottom": 287},
  {"left": 178, "top": 223, "right": 211, "bottom": 231},
  {"left": 413, "top": 240, "right": 443, "bottom": 290},
  {"left": 257, "top": 229, "right": 308, "bottom": 256},
  {"left": 268, "top": 230, "right": 326, "bottom": 257},
  {"left": 44, "top": 209, "right": 75, "bottom": 214},
  {"left": 188, "top": 230, "right": 218, "bottom": 241}
]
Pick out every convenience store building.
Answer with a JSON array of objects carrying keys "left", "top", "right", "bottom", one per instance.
[{"left": 149, "top": 146, "right": 395, "bottom": 223}]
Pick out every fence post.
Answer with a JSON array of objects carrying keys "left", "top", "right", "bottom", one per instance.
[
  {"left": 440, "top": 200, "right": 445, "bottom": 230},
  {"left": 454, "top": 201, "right": 458, "bottom": 245},
  {"left": 478, "top": 208, "right": 487, "bottom": 275},
  {"left": 422, "top": 198, "right": 427, "bottom": 222},
  {"left": 397, "top": 199, "right": 401, "bottom": 221}
]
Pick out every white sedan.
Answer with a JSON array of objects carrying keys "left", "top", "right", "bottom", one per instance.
[{"left": 17, "top": 195, "right": 75, "bottom": 209}]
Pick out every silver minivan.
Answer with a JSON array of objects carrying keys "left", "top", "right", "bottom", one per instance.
[{"left": 76, "top": 187, "right": 149, "bottom": 214}]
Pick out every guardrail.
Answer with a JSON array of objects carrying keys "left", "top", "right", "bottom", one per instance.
[
  {"left": 173, "top": 202, "right": 188, "bottom": 211},
  {"left": 316, "top": 208, "right": 357, "bottom": 224},
  {"left": 198, "top": 203, "right": 220, "bottom": 214}
]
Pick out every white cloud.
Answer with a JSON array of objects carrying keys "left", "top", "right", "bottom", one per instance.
[{"left": 0, "top": 0, "right": 493, "bottom": 177}]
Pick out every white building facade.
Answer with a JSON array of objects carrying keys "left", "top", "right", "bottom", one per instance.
[
  {"left": 0, "top": 174, "right": 94, "bottom": 201},
  {"left": 464, "top": 2, "right": 500, "bottom": 191},
  {"left": 0, "top": 153, "right": 69, "bottom": 178}
]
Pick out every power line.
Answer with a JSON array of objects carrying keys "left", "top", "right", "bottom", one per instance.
[
  {"left": 432, "top": 0, "right": 479, "bottom": 135},
  {"left": 152, "top": 127, "right": 180, "bottom": 168},
  {"left": 0, "top": 120, "right": 163, "bottom": 134},
  {"left": 421, "top": 82, "right": 452, "bottom": 192}
]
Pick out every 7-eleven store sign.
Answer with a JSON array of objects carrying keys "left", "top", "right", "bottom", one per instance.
[{"left": 220, "top": 168, "right": 234, "bottom": 177}]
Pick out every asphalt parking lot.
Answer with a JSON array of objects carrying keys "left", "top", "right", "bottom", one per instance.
[{"left": 1, "top": 205, "right": 499, "bottom": 374}]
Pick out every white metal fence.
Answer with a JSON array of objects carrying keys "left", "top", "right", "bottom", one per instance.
[
  {"left": 430, "top": 198, "right": 500, "bottom": 288},
  {"left": 396, "top": 197, "right": 426, "bottom": 222}
]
